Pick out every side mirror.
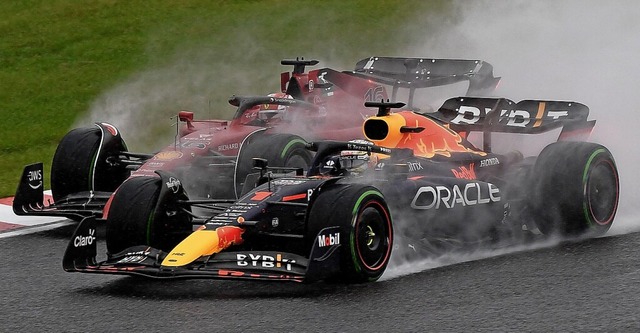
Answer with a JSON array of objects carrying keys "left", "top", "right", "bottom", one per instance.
[
  {"left": 178, "top": 111, "right": 194, "bottom": 130},
  {"left": 252, "top": 158, "right": 268, "bottom": 171}
]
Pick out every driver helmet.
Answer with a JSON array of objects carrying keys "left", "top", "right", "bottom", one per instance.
[
  {"left": 258, "top": 92, "right": 293, "bottom": 121},
  {"left": 339, "top": 139, "right": 379, "bottom": 174}
]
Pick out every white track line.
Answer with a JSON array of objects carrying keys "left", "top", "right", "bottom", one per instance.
[{"left": 0, "top": 191, "right": 70, "bottom": 238}]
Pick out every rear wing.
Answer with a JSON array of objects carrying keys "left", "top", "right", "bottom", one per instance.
[
  {"left": 433, "top": 97, "right": 596, "bottom": 150},
  {"left": 353, "top": 57, "right": 500, "bottom": 93},
  {"left": 319, "top": 57, "right": 500, "bottom": 109}
]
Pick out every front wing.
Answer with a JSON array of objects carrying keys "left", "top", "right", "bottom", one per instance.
[
  {"left": 63, "top": 217, "right": 342, "bottom": 283},
  {"left": 14, "top": 163, "right": 109, "bottom": 221}
]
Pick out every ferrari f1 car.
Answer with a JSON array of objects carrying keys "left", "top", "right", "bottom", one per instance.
[
  {"left": 13, "top": 56, "right": 500, "bottom": 221},
  {"left": 60, "top": 98, "right": 619, "bottom": 283}
]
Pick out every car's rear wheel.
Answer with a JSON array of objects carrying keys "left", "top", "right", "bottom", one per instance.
[
  {"left": 51, "top": 126, "right": 129, "bottom": 202},
  {"left": 105, "top": 176, "right": 192, "bottom": 254},
  {"left": 235, "top": 133, "right": 312, "bottom": 197},
  {"left": 531, "top": 141, "right": 619, "bottom": 237},
  {"left": 307, "top": 184, "right": 393, "bottom": 283}
]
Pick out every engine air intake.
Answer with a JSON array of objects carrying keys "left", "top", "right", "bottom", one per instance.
[{"left": 363, "top": 119, "right": 389, "bottom": 141}]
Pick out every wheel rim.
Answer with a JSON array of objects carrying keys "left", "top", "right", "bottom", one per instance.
[
  {"left": 586, "top": 159, "right": 618, "bottom": 225},
  {"left": 355, "top": 202, "right": 391, "bottom": 271}
]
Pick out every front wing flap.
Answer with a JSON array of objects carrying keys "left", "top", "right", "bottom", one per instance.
[
  {"left": 63, "top": 217, "right": 342, "bottom": 283},
  {"left": 14, "top": 163, "right": 109, "bottom": 221}
]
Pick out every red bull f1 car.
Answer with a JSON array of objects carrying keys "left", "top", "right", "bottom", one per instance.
[{"left": 58, "top": 99, "right": 618, "bottom": 283}]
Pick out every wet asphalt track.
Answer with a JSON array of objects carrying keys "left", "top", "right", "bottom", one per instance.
[{"left": 2, "top": 223, "right": 640, "bottom": 332}]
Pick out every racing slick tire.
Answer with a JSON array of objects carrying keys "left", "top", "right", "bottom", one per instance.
[
  {"left": 307, "top": 184, "right": 393, "bottom": 283},
  {"left": 51, "top": 126, "right": 129, "bottom": 202},
  {"left": 235, "top": 133, "right": 313, "bottom": 197},
  {"left": 531, "top": 141, "right": 619, "bottom": 237},
  {"left": 105, "top": 176, "right": 192, "bottom": 254}
]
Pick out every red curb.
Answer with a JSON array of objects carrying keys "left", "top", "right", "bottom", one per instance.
[
  {"left": 0, "top": 197, "right": 14, "bottom": 206},
  {"left": 0, "top": 221, "right": 23, "bottom": 231}
]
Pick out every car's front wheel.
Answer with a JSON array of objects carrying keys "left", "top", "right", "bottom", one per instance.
[
  {"left": 51, "top": 125, "right": 129, "bottom": 202},
  {"left": 307, "top": 184, "right": 393, "bottom": 283},
  {"left": 105, "top": 175, "right": 192, "bottom": 254}
]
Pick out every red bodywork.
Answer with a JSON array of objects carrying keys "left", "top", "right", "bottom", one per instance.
[{"left": 128, "top": 65, "right": 389, "bottom": 179}]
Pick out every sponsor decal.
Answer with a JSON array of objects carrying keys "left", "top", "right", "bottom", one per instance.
[
  {"left": 74, "top": 228, "right": 96, "bottom": 247},
  {"left": 212, "top": 204, "right": 258, "bottom": 223},
  {"left": 546, "top": 110, "right": 569, "bottom": 120},
  {"left": 318, "top": 232, "right": 340, "bottom": 248},
  {"left": 181, "top": 141, "right": 207, "bottom": 149},
  {"left": 154, "top": 151, "right": 183, "bottom": 161},
  {"left": 165, "top": 177, "right": 181, "bottom": 193},
  {"left": 216, "top": 269, "right": 302, "bottom": 281},
  {"left": 217, "top": 142, "right": 240, "bottom": 151},
  {"left": 228, "top": 203, "right": 258, "bottom": 211},
  {"left": 245, "top": 110, "right": 258, "bottom": 119},
  {"left": 272, "top": 179, "right": 307, "bottom": 186},
  {"left": 321, "top": 158, "right": 338, "bottom": 173},
  {"left": 132, "top": 168, "right": 156, "bottom": 174},
  {"left": 407, "top": 161, "right": 423, "bottom": 172},
  {"left": 479, "top": 157, "right": 500, "bottom": 167},
  {"left": 451, "top": 163, "right": 476, "bottom": 180},
  {"left": 450, "top": 103, "right": 569, "bottom": 128},
  {"left": 236, "top": 253, "right": 295, "bottom": 271},
  {"left": 450, "top": 105, "right": 482, "bottom": 125},
  {"left": 27, "top": 169, "right": 43, "bottom": 190},
  {"left": 116, "top": 250, "right": 150, "bottom": 264},
  {"left": 341, "top": 154, "right": 368, "bottom": 161},
  {"left": 410, "top": 182, "right": 501, "bottom": 209},
  {"left": 183, "top": 136, "right": 212, "bottom": 141},
  {"left": 501, "top": 109, "right": 532, "bottom": 127},
  {"left": 146, "top": 162, "right": 165, "bottom": 168}
]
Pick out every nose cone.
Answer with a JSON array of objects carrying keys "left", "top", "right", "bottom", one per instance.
[{"left": 161, "top": 226, "right": 244, "bottom": 267}]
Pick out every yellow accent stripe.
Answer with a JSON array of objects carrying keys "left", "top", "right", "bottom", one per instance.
[{"left": 533, "top": 102, "right": 545, "bottom": 128}]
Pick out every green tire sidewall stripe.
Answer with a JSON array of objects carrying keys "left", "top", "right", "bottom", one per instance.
[
  {"left": 146, "top": 209, "right": 156, "bottom": 246},
  {"left": 280, "top": 138, "right": 306, "bottom": 159},
  {"left": 350, "top": 190, "right": 385, "bottom": 273},
  {"left": 88, "top": 149, "right": 99, "bottom": 191}
]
